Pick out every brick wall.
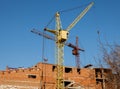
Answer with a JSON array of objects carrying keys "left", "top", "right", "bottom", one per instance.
[{"left": 0, "top": 62, "right": 109, "bottom": 89}]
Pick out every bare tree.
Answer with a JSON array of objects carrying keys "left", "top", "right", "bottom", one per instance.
[
  {"left": 96, "top": 31, "right": 120, "bottom": 88},
  {"left": 99, "top": 42, "right": 120, "bottom": 89}
]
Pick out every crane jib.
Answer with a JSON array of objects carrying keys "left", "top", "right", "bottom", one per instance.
[{"left": 66, "top": 2, "right": 94, "bottom": 32}]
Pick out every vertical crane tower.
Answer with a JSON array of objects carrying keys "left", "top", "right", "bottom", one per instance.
[
  {"left": 32, "top": 2, "right": 94, "bottom": 89},
  {"left": 44, "top": 12, "right": 67, "bottom": 89}
]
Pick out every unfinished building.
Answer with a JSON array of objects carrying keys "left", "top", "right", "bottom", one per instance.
[{"left": 0, "top": 62, "right": 112, "bottom": 89}]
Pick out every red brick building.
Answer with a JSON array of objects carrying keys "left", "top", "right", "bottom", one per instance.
[{"left": 0, "top": 62, "right": 112, "bottom": 89}]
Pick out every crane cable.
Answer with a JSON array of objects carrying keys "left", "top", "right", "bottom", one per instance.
[
  {"left": 40, "top": 29, "right": 47, "bottom": 89},
  {"left": 44, "top": 15, "right": 55, "bottom": 28},
  {"left": 59, "top": 3, "right": 89, "bottom": 13},
  {"left": 44, "top": 3, "right": 90, "bottom": 28}
]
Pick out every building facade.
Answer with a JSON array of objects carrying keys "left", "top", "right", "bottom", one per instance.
[{"left": 0, "top": 62, "right": 112, "bottom": 89}]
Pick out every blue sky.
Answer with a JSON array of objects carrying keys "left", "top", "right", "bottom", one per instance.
[{"left": 0, "top": 0, "right": 120, "bottom": 70}]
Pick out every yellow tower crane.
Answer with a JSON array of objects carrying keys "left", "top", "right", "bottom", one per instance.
[
  {"left": 31, "top": 2, "right": 94, "bottom": 89},
  {"left": 44, "top": 2, "right": 94, "bottom": 89}
]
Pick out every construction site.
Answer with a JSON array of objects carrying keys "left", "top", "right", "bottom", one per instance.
[
  {"left": 0, "top": 1, "right": 119, "bottom": 89},
  {"left": 0, "top": 62, "right": 112, "bottom": 89}
]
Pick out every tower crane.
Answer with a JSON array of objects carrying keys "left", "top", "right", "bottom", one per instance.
[
  {"left": 31, "top": 2, "right": 94, "bottom": 89},
  {"left": 67, "top": 36, "right": 84, "bottom": 69}
]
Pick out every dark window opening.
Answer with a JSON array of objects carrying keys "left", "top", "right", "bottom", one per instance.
[
  {"left": 52, "top": 66, "right": 56, "bottom": 72},
  {"left": 28, "top": 74, "right": 36, "bottom": 79},
  {"left": 96, "top": 79, "right": 103, "bottom": 84},
  {"left": 104, "top": 69, "right": 111, "bottom": 73},
  {"left": 65, "top": 67, "right": 72, "bottom": 73},
  {"left": 96, "top": 79, "right": 103, "bottom": 89},
  {"left": 64, "top": 81, "right": 71, "bottom": 87},
  {"left": 34, "top": 65, "right": 37, "bottom": 67},
  {"left": 95, "top": 69, "right": 102, "bottom": 78},
  {"left": 77, "top": 68, "right": 81, "bottom": 74}
]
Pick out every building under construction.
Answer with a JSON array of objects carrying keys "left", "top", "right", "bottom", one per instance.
[
  {"left": 1, "top": 2, "right": 118, "bottom": 89},
  {"left": 0, "top": 62, "right": 113, "bottom": 89}
]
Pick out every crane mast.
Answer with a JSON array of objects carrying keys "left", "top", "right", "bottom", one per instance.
[
  {"left": 75, "top": 36, "right": 80, "bottom": 68},
  {"left": 45, "top": 12, "right": 68, "bottom": 89},
  {"left": 55, "top": 12, "right": 64, "bottom": 89}
]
